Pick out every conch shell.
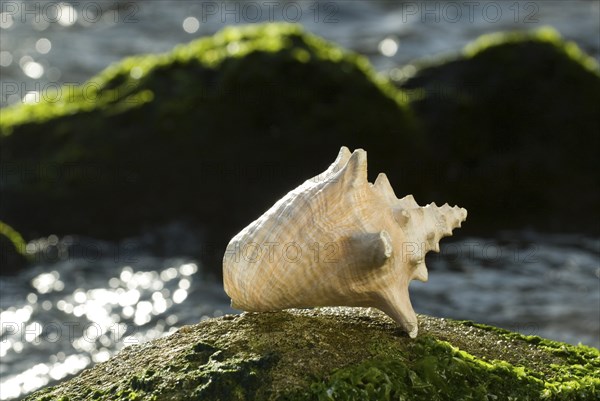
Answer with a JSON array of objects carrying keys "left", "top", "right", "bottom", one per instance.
[{"left": 223, "top": 147, "right": 466, "bottom": 338}]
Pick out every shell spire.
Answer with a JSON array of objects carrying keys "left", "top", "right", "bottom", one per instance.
[
  {"left": 223, "top": 147, "right": 467, "bottom": 338},
  {"left": 393, "top": 202, "right": 467, "bottom": 271}
]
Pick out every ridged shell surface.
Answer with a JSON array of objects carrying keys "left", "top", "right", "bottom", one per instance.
[{"left": 223, "top": 147, "right": 467, "bottom": 337}]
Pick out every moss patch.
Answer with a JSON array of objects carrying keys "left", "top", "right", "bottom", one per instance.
[
  {"left": 23, "top": 308, "right": 599, "bottom": 401},
  {"left": 0, "top": 220, "right": 28, "bottom": 274}
]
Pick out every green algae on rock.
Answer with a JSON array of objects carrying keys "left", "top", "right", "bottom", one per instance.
[
  {"left": 24, "top": 308, "right": 599, "bottom": 401},
  {"left": 0, "top": 220, "right": 28, "bottom": 274},
  {"left": 0, "top": 23, "right": 415, "bottom": 257},
  {"left": 397, "top": 27, "right": 600, "bottom": 234}
]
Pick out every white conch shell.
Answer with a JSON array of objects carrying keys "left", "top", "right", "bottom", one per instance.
[{"left": 223, "top": 147, "right": 467, "bottom": 338}]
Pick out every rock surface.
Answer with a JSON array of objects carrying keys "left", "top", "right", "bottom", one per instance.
[{"left": 25, "top": 308, "right": 600, "bottom": 401}]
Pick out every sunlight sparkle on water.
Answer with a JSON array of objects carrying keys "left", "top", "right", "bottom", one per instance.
[
  {"left": 160, "top": 267, "right": 178, "bottom": 281},
  {"left": 378, "top": 36, "right": 399, "bottom": 57},
  {"left": 23, "top": 91, "right": 40, "bottom": 104},
  {"left": 35, "top": 38, "right": 52, "bottom": 54},
  {"left": 26, "top": 293, "right": 38, "bottom": 304},
  {"left": 179, "top": 278, "right": 191, "bottom": 290},
  {"left": 1, "top": 261, "right": 202, "bottom": 400},
  {"left": 56, "top": 299, "right": 74, "bottom": 314},
  {"left": 119, "top": 289, "right": 140, "bottom": 306},
  {"left": 134, "top": 301, "right": 153, "bottom": 325},
  {"left": 0, "top": 354, "right": 90, "bottom": 400},
  {"left": 0, "top": 12, "right": 13, "bottom": 29},
  {"left": 180, "top": 263, "right": 198, "bottom": 276},
  {"left": 182, "top": 16, "right": 199, "bottom": 34},
  {"left": 73, "top": 290, "right": 87, "bottom": 304},
  {"left": 122, "top": 305, "right": 134, "bottom": 318},
  {"left": 31, "top": 271, "right": 63, "bottom": 294},
  {"left": 173, "top": 288, "right": 188, "bottom": 304},
  {"left": 23, "top": 61, "right": 44, "bottom": 79},
  {"left": 56, "top": 3, "right": 78, "bottom": 27},
  {"left": 93, "top": 349, "right": 111, "bottom": 363},
  {"left": 24, "top": 322, "right": 43, "bottom": 342},
  {"left": 0, "top": 51, "right": 12, "bottom": 67},
  {"left": 120, "top": 266, "right": 133, "bottom": 281}
]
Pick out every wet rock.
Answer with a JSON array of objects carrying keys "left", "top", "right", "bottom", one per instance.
[
  {"left": 397, "top": 28, "right": 600, "bottom": 234},
  {"left": 23, "top": 308, "right": 600, "bottom": 400}
]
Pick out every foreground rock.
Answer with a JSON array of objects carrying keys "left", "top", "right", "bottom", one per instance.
[{"left": 26, "top": 308, "right": 599, "bottom": 400}]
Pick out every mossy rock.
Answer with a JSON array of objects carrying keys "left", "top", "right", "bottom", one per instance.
[
  {"left": 0, "top": 220, "right": 28, "bottom": 274},
  {"left": 24, "top": 308, "right": 599, "bottom": 401},
  {"left": 0, "top": 23, "right": 415, "bottom": 259},
  {"left": 398, "top": 27, "right": 600, "bottom": 233}
]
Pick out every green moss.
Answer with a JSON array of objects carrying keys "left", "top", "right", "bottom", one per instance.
[
  {"left": 304, "top": 336, "right": 595, "bottom": 400},
  {"left": 23, "top": 309, "right": 599, "bottom": 401},
  {"left": 463, "top": 26, "right": 599, "bottom": 74},
  {"left": 0, "top": 220, "right": 26, "bottom": 256},
  {"left": 460, "top": 321, "right": 600, "bottom": 400},
  {"left": 0, "top": 220, "right": 29, "bottom": 273},
  {"left": 130, "top": 371, "right": 157, "bottom": 393},
  {"left": 306, "top": 339, "right": 545, "bottom": 400},
  {"left": 299, "top": 316, "right": 599, "bottom": 401}
]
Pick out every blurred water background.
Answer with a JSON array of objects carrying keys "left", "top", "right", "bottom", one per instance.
[
  {"left": 1, "top": 0, "right": 599, "bottom": 107},
  {"left": 0, "top": 1, "right": 599, "bottom": 399}
]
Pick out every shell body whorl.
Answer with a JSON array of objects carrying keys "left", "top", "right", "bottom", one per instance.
[{"left": 223, "top": 147, "right": 467, "bottom": 338}]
